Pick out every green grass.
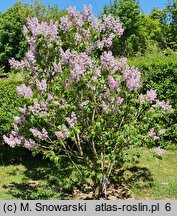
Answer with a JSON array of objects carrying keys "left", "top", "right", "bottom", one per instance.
[
  {"left": 124, "top": 147, "right": 177, "bottom": 200},
  {"left": 127, "top": 51, "right": 177, "bottom": 67},
  {"left": 0, "top": 147, "right": 177, "bottom": 200},
  {"left": 0, "top": 154, "right": 64, "bottom": 200}
]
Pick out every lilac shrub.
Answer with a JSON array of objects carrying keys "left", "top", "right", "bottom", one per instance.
[{"left": 3, "top": 5, "right": 172, "bottom": 197}]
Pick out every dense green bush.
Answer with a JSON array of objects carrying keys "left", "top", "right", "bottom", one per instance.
[
  {"left": 0, "top": 75, "right": 28, "bottom": 163},
  {"left": 128, "top": 52, "right": 177, "bottom": 146}
]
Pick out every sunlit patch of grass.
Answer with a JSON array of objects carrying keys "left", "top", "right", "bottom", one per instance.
[{"left": 124, "top": 147, "right": 177, "bottom": 199}]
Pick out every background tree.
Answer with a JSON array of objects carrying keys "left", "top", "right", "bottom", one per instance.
[
  {"left": 0, "top": 0, "right": 65, "bottom": 72},
  {"left": 103, "top": 0, "right": 141, "bottom": 56}
]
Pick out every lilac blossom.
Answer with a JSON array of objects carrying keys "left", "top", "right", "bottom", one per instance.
[
  {"left": 67, "top": 52, "right": 92, "bottom": 81},
  {"left": 75, "top": 33, "right": 83, "bottom": 43},
  {"left": 53, "top": 62, "right": 62, "bottom": 73},
  {"left": 148, "top": 128, "right": 155, "bottom": 138},
  {"left": 13, "top": 116, "right": 25, "bottom": 125},
  {"left": 113, "top": 97, "right": 124, "bottom": 113},
  {"left": 16, "top": 84, "right": 33, "bottom": 98},
  {"left": 101, "top": 100, "right": 110, "bottom": 112},
  {"left": 47, "top": 93, "right": 54, "bottom": 102},
  {"left": 146, "top": 90, "right": 157, "bottom": 102},
  {"left": 19, "top": 105, "right": 27, "bottom": 115},
  {"left": 66, "top": 112, "right": 77, "bottom": 128},
  {"left": 92, "top": 68, "right": 101, "bottom": 80},
  {"left": 3, "top": 124, "right": 24, "bottom": 148},
  {"left": 26, "top": 50, "right": 36, "bottom": 66},
  {"left": 139, "top": 94, "right": 145, "bottom": 102},
  {"left": 156, "top": 100, "right": 172, "bottom": 112},
  {"left": 9, "top": 58, "right": 25, "bottom": 70},
  {"left": 59, "top": 15, "right": 72, "bottom": 32},
  {"left": 3, "top": 134, "right": 21, "bottom": 148},
  {"left": 103, "top": 14, "right": 124, "bottom": 36},
  {"left": 36, "top": 79, "right": 47, "bottom": 92},
  {"left": 91, "top": 18, "right": 105, "bottom": 33},
  {"left": 24, "top": 139, "right": 36, "bottom": 150},
  {"left": 156, "top": 146, "right": 165, "bottom": 156},
  {"left": 158, "top": 129, "right": 166, "bottom": 136},
  {"left": 118, "top": 57, "right": 127, "bottom": 70},
  {"left": 122, "top": 66, "right": 141, "bottom": 91},
  {"left": 108, "top": 76, "right": 120, "bottom": 91},
  {"left": 79, "top": 100, "right": 89, "bottom": 109},
  {"left": 82, "top": 4, "right": 93, "bottom": 22},
  {"left": 55, "top": 124, "right": 69, "bottom": 139},
  {"left": 30, "top": 128, "right": 48, "bottom": 140},
  {"left": 28, "top": 100, "right": 48, "bottom": 116},
  {"left": 100, "top": 51, "right": 118, "bottom": 72},
  {"left": 25, "top": 18, "right": 58, "bottom": 42}
]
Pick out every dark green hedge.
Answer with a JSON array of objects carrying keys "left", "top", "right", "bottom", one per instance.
[
  {"left": 129, "top": 53, "right": 177, "bottom": 146},
  {"left": 0, "top": 76, "right": 28, "bottom": 164}
]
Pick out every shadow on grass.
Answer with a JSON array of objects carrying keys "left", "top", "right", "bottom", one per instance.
[
  {"left": 111, "top": 165, "right": 154, "bottom": 189},
  {"left": 6, "top": 153, "right": 75, "bottom": 199}
]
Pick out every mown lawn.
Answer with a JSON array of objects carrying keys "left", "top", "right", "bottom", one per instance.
[{"left": 0, "top": 147, "right": 177, "bottom": 200}]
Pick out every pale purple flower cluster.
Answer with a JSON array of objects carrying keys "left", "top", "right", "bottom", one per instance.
[
  {"left": 9, "top": 57, "right": 36, "bottom": 73},
  {"left": 91, "top": 14, "right": 124, "bottom": 37},
  {"left": 100, "top": 51, "right": 118, "bottom": 72},
  {"left": 75, "top": 29, "right": 91, "bottom": 44},
  {"left": 158, "top": 129, "right": 166, "bottom": 136},
  {"left": 118, "top": 57, "right": 127, "bottom": 70},
  {"left": 148, "top": 128, "right": 166, "bottom": 141},
  {"left": 91, "top": 18, "right": 104, "bottom": 33},
  {"left": 82, "top": 4, "right": 93, "bottom": 22},
  {"left": 24, "top": 139, "right": 36, "bottom": 150},
  {"left": 19, "top": 105, "right": 27, "bottom": 115},
  {"left": 92, "top": 68, "right": 101, "bottom": 80},
  {"left": 47, "top": 93, "right": 54, "bottom": 102},
  {"left": 3, "top": 134, "right": 22, "bottom": 148},
  {"left": 113, "top": 97, "right": 124, "bottom": 113},
  {"left": 3, "top": 126, "right": 36, "bottom": 150},
  {"left": 96, "top": 36, "right": 113, "bottom": 49},
  {"left": 13, "top": 116, "right": 25, "bottom": 125},
  {"left": 103, "top": 15, "right": 124, "bottom": 36},
  {"left": 60, "top": 49, "right": 92, "bottom": 81},
  {"left": 25, "top": 17, "right": 58, "bottom": 42},
  {"left": 9, "top": 58, "right": 25, "bottom": 70},
  {"left": 101, "top": 100, "right": 110, "bottom": 112},
  {"left": 122, "top": 66, "right": 141, "bottom": 91},
  {"left": 147, "top": 128, "right": 159, "bottom": 140},
  {"left": 156, "top": 100, "right": 172, "bottom": 112},
  {"left": 79, "top": 100, "right": 89, "bottom": 109},
  {"left": 3, "top": 124, "right": 23, "bottom": 148},
  {"left": 55, "top": 124, "right": 69, "bottom": 139},
  {"left": 16, "top": 84, "right": 33, "bottom": 98},
  {"left": 36, "top": 79, "right": 47, "bottom": 92},
  {"left": 28, "top": 100, "right": 48, "bottom": 116},
  {"left": 66, "top": 112, "right": 77, "bottom": 128},
  {"left": 139, "top": 94, "right": 145, "bottom": 102},
  {"left": 67, "top": 5, "right": 93, "bottom": 29},
  {"left": 26, "top": 50, "right": 36, "bottom": 67},
  {"left": 60, "top": 48, "right": 73, "bottom": 65},
  {"left": 75, "top": 33, "right": 83, "bottom": 43},
  {"left": 59, "top": 15, "right": 72, "bottom": 32},
  {"left": 53, "top": 62, "right": 62, "bottom": 73},
  {"left": 156, "top": 146, "right": 165, "bottom": 156},
  {"left": 30, "top": 128, "right": 48, "bottom": 140},
  {"left": 67, "top": 7, "right": 85, "bottom": 30},
  {"left": 108, "top": 76, "right": 120, "bottom": 91},
  {"left": 146, "top": 90, "right": 157, "bottom": 102}
]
